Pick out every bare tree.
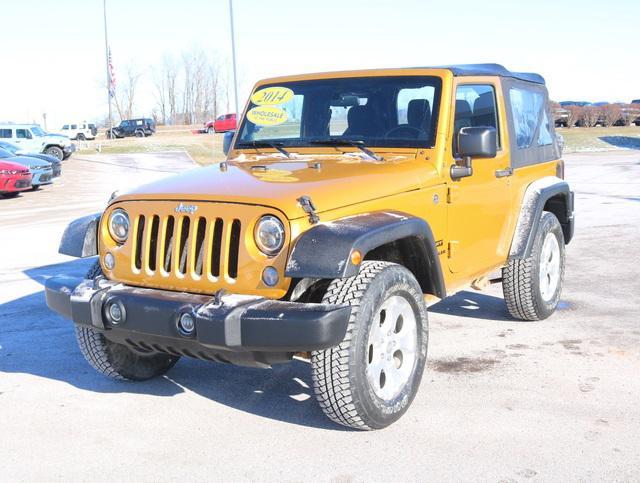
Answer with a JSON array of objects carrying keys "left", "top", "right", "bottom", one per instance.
[
  {"left": 598, "top": 104, "right": 623, "bottom": 127},
  {"left": 180, "top": 47, "right": 229, "bottom": 124},
  {"left": 152, "top": 54, "right": 179, "bottom": 125},
  {"left": 113, "top": 63, "right": 142, "bottom": 120},
  {"left": 579, "top": 105, "right": 598, "bottom": 128},
  {"left": 565, "top": 105, "right": 582, "bottom": 128}
]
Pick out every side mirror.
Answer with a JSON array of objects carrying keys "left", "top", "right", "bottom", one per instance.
[
  {"left": 451, "top": 126, "right": 497, "bottom": 180},
  {"left": 222, "top": 130, "right": 236, "bottom": 156}
]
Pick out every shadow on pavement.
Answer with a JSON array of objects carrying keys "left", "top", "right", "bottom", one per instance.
[
  {"left": 4, "top": 259, "right": 512, "bottom": 429},
  {"left": 430, "top": 290, "right": 511, "bottom": 321},
  {"left": 599, "top": 136, "right": 640, "bottom": 150},
  {"left": 1, "top": 258, "right": 345, "bottom": 431}
]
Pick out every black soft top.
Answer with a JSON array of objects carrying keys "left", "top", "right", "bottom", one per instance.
[{"left": 417, "top": 63, "right": 545, "bottom": 85}]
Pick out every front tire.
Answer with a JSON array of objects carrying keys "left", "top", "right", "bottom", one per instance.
[
  {"left": 44, "top": 146, "right": 64, "bottom": 160},
  {"left": 311, "top": 261, "right": 429, "bottom": 430},
  {"left": 502, "top": 211, "right": 566, "bottom": 320},
  {"left": 75, "top": 261, "right": 180, "bottom": 381}
]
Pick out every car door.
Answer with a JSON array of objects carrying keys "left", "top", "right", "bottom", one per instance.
[
  {"left": 14, "top": 128, "right": 36, "bottom": 151},
  {"left": 446, "top": 81, "right": 514, "bottom": 277}
]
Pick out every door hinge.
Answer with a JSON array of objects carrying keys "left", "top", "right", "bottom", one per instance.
[
  {"left": 446, "top": 187, "right": 453, "bottom": 204},
  {"left": 448, "top": 241, "right": 458, "bottom": 258}
]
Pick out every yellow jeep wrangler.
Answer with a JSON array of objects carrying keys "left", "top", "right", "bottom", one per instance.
[{"left": 46, "top": 64, "right": 574, "bottom": 430}]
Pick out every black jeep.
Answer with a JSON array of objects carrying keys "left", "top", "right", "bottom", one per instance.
[{"left": 106, "top": 118, "right": 156, "bottom": 139}]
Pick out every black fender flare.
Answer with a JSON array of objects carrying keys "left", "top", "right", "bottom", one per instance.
[
  {"left": 285, "top": 211, "right": 446, "bottom": 299},
  {"left": 59, "top": 213, "right": 101, "bottom": 258},
  {"left": 509, "top": 176, "right": 575, "bottom": 260}
]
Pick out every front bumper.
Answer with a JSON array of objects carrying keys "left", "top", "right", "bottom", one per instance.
[
  {"left": 31, "top": 169, "right": 53, "bottom": 186},
  {"left": 45, "top": 276, "right": 351, "bottom": 366},
  {"left": 0, "top": 174, "right": 31, "bottom": 192}
]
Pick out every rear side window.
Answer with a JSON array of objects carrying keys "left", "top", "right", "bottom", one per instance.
[
  {"left": 509, "top": 88, "right": 551, "bottom": 148},
  {"left": 0, "top": 129, "right": 12, "bottom": 138},
  {"left": 71, "top": 124, "right": 77, "bottom": 129},
  {"left": 16, "top": 129, "right": 30, "bottom": 139}
]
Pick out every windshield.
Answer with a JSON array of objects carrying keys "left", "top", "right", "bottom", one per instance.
[
  {"left": 0, "top": 147, "right": 14, "bottom": 159},
  {"left": 236, "top": 76, "right": 442, "bottom": 150},
  {"left": 0, "top": 142, "right": 19, "bottom": 154},
  {"left": 30, "top": 126, "right": 46, "bottom": 137}
]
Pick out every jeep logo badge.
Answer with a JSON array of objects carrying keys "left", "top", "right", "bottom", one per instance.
[{"left": 175, "top": 202, "right": 198, "bottom": 214}]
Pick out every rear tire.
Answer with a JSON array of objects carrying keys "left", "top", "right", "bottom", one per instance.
[
  {"left": 75, "top": 261, "right": 180, "bottom": 381},
  {"left": 311, "top": 261, "right": 429, "bottom": 430},
  {"left": 77, "top": 133, "right": 86, "bottom": 141},
  {"left": 502, "top": 211, "right": 566, "bottom": 320},
  {"left": 135, "top": 130, "right": 145, "bottom": 138}
]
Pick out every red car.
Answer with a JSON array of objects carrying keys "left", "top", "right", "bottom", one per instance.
[
  {"left": 0, "top": 160, "right": 32, "bottom": 198},
  {"left": 204, "top": 113, "right": 236, "bottom": 133}
]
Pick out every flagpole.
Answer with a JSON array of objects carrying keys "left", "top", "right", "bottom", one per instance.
[
  {"left": 103, "top": 0, "right": 112, "bottom": 135},
  {"left": 228, "top": 0, "right": 239, "bottom": 117}
]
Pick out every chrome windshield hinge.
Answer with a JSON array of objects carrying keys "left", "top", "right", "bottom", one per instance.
[{"left": 297, "top": 195, "right": 320, "bottom": 224}]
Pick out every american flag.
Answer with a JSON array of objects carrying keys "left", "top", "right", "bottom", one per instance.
[{"left": 108, "top": 48, "right": 116, "bottom": 97}]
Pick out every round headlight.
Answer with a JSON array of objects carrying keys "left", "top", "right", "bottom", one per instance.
[
  {"left": 254, "top": 215, "right": 285, "bottom": 256},
  {"left": 108, "top": 209, "right": 130, "bottom": 244}
]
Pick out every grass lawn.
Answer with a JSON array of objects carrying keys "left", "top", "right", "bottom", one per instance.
[
  {"left": 77, "top": 124, "right": 640, "bottom": 165},
  {"left": 77, "top": 126, "right": 225, "bottom": 165},
  {"left": 558, "top": 125, "right": 640, "bottom": 153}
]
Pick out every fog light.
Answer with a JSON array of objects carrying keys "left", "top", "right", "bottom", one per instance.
[
  {"left": 177, "top": 312, "right": 196, "bottom": 336},
  {"left": 106, "top": 299, "right": 125, "bottom": 325},
  {"left": 104, "top": 252, "right": 115, "bottom": 270},
  {"left": 262, "top": 266, "right": 279, "bottom": 287}
]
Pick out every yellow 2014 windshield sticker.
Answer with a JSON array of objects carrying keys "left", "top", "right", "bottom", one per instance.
[
  {"left": 247, "top": 106, "right": 288, "bottom": 126},
  {"left": 250, "top": 86, "right": 294, "bottom": 106}
]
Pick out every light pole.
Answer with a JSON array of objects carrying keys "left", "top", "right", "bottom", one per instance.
[
  {"left": 228, "top": 0, "right": 240, "bottom": 117},
  {"left": 103, "top": 0, "right": 112, "bottom": 134}
]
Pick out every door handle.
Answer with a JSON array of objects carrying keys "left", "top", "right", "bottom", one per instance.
[{"left": 495, "top": 167, "right": 513, "bottom": 178}]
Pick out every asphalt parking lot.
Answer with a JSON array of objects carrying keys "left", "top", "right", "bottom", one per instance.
[{"left": 1, "top": 150, "right": 639, "bottom": 481}]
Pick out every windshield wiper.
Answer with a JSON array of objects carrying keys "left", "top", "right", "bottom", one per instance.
[
  {"left": 310, "top": 139, "right": 383, "bottom": 161},
  {"left": 236, "top": 140, "right": 292, "bottom": 159}
]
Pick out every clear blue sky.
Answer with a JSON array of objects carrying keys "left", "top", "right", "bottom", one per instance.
[{"left": 0, "top": 0, "right": 637, "bottom": 126}]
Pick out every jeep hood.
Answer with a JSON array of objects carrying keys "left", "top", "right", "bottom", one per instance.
[{"left": 116, "top": 154, "right": 434, "bottom": 220}]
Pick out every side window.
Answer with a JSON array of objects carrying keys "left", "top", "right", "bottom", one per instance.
[
  {"left": 62, "top": 125, "right": 69, "bottom": 130},
  {"left": 509, "top": 88, "right": 550, "bottom": 149},
  {"left": 71, "top": 124, "right": 78, "bottom": 129},
  {"left": 453, "top": 85, "right": 500, "bottom": 153},
  {"left": 121, "top": 121, "right": 129, "bottom": 127},
  {"left": 136, "top": 120, "right": 143, "bottom": 126},
  {"left": 16, "top": 129, "right": 31, "bottom": 139},
  {"left": 0, "top": 129, "right": 12, "bottom": 138}
]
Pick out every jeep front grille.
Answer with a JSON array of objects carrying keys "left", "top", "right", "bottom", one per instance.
[
  {"left": 102, "top": 201, "right": 291, "bottom": 297},
  {"left": 132, "top": 213, "right": 242, "bottom": 280}
]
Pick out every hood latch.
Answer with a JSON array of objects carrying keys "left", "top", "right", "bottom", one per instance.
[{"left": 297, "top": 195, "right": 319, "bottom": 224}]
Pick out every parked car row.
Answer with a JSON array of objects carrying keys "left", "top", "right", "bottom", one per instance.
[
  {"left": 0, "top": 140, "right": 65, "bottom": 198},
  {"left": 0, "top": 123, "right": 75, "bottom": 160}
]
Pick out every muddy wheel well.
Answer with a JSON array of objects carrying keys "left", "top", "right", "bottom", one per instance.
[
  {"left": 543, "top": 193, "right": 572, "bottom": 243},
  {"left": 364, "top": 236, "right": 439, "bottom": 296}
]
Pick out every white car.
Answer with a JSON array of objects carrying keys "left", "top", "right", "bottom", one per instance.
[
  {"left": 0, "top": 123, "right": 75, "bottom": 160},
  {"left": 57, "top": 122, "right": 96, "bottom": 141}
]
